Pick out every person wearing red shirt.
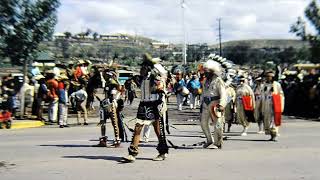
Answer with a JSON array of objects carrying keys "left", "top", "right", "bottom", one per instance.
[
  {"left": 47, "top": 73, "right": 59, "bottom": 124},
  {"left": 0, "top": 110, "right": 12, "bottom": 129},
  {"left": 74, "top": 65, "right": 83, "bottom": 81}
]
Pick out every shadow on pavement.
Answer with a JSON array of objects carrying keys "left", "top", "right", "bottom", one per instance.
[
  {"left": 39, "top": 144, "right": 94, "bottom": 148},
  {"left": 170, "top": 145, "right": 202, "bottom": 150},
  {"left": 224, "top": 132, "right": 260, "bottom": 136},
  {"left": 167, "top": 134, "right": 203, "bottom": 138},
  {"left": 89, "top": 139, "right": 117, "bottom": 142},
  {"left": 63, "top": 155, "right": 122, "bottom": 161},
  {"left": 225, "top": 138, "right": 271, "bottom": 142},
  {"left": 177, "top": 130, "right": 203, "bottom": 133},
  {"left": 39, "top": 143, "right": 157, "bottom": 148},
  {"left": 62, "top": 155, "right": 153, "bottom": 163},
  {"left": 139, "top": 144, "right": 157, "bottom": 148}
]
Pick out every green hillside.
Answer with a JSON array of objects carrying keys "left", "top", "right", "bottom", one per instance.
[
  {"left": 26, "top": 37, "right": 313, "bottom": 67},
  {"left": 211, "top": 39, "right": 309, "bottom": 49}
]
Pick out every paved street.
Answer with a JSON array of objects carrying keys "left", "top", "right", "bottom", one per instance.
[{"left": 1, "top": 100, "right": 320, "bottom": 180}]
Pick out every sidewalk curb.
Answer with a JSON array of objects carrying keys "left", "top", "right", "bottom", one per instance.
[{"left": 11, "top": 120, "right": 45, "bottom": 129}]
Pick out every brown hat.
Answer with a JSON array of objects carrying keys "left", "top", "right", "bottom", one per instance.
[{"left": 265, "top": 70, "right": 275, "bottom": 77}]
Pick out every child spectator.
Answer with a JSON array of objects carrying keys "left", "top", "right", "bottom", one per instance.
[{"left": 0, "top": 109, "right": 12, "bottom": 129}]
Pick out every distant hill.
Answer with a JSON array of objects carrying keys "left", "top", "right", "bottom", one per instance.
[
  {"left": 37, "top": 36, "right": 311, "bottom": 67},
  {"left": 125, "top": 34, "right": 159, "bottom": 45},
  {"left": 211, "top": 39, "right": 310, "bottom": 49}
]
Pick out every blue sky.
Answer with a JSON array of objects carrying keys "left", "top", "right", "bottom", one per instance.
[{"left": 55, "top": 0, "right": 312, "bottom": 44}]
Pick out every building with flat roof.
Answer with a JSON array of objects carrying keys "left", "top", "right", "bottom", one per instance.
[
  {"left": 100, "top": 34, "right": 129, "bottom": 41},
  {"left": 53, "top": 33, "right": 66, "bottom": 39},
  {"left": 151, "top": 42, "right": 170, "bottom": 49}
]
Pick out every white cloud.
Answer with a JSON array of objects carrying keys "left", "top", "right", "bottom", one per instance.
[
  {"left": 55, "top": 0, "right": 311, "bottom": 44},
  {"left": 236, "top": 14, "right": 257, "bottom": 29}
]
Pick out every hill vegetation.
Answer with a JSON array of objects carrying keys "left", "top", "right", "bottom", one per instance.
[
  {"left": 214, "top": 39, "right": 311, "bottom": 65},
  {"left": 2, "top": 29, "right": 312, "bottom": 68},
  {"left": 211, "top": 39, "right": 309, "bottom": 49}
]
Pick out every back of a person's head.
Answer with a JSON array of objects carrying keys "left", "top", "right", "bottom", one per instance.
[
  {"left": 39, "top": 78, "right": 46, "bottom": 84},
  {"left": 47, "top": 73, "right": 55, "bottom": 80}
]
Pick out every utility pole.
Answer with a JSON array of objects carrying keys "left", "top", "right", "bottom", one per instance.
[
  {"left": 217, "top": 18, "right": 222, "bottom": 56},
  {"left": 181, "top": 0, "right": 187, "bottom": 65}
]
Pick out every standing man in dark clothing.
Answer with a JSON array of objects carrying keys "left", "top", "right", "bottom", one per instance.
[
  {"left": 122, "top": 54, "right": 169, "bottom": 162},
  {"left": 124, "top": 78, "right": 136, "bottom": 105},
  {"left": 34, "top": 75, "right": 48, "bottom": 121}
]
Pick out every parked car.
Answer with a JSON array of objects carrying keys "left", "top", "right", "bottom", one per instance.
[{"left": 118, "top": 70, "right": 138, "bottom": 85}]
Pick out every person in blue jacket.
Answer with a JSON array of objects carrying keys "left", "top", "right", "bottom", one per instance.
[
  {"left": 174, "top": 70, "right": 186, "bottom": 111},
  {"left": 187, "top": 72, "right": 201, "bottom": 109}
]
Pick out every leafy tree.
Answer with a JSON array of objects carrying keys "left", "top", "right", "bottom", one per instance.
[
  {"left": 67, "top": 44, "right": 81, "bottom": 57},
  {"left": 76, "top": 33, "right": 85, "bottom": 39},
  {"left": 76, "top": 28, "right": 92, "bottom": 39},
  {"left": 61, "top": 39, "right": 70, "bottom": 58},
  {"left": 0, "top": 0, "right": 60, "bottom": 65},
  {"left": 223, "top": 45, "right": 251, "bottom": 65},
  {"left": 278, "top": 47, "right": 297, "bottom": 64},
  {"left": 85, "top": 28, "right": 92, "bottom": 36},
  {"left": 64, "top": 31, "right": 72, "bottom": 39},
  {"left": 92, "top": 32, "right": 99, "bottom": 41},
  {"left": 55, "top": 32, "right": 71, "bottom": 59},
  {"left": 86, "top": 46, "right": 98, "bottom": 58},
  {"left": 123, "top": 58, "right": 138, "bottom": 67},
  {"left": 67, "top": 44, "right": 97, "bottom": 58},
  {"left": 187, "top": 44, "right": 209, "bottom": 62},
  {"left": 97, "top": 44, "right": 112, "bottom": 59},
  {"left": 290, "top": 0, "right": 320, "bottom": 63},
  {"left": 296, "top": 46, "right": 312, "bottom": 62},
  {"left": 37, "top": 42, "right": 51, "bottom": 52}
]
